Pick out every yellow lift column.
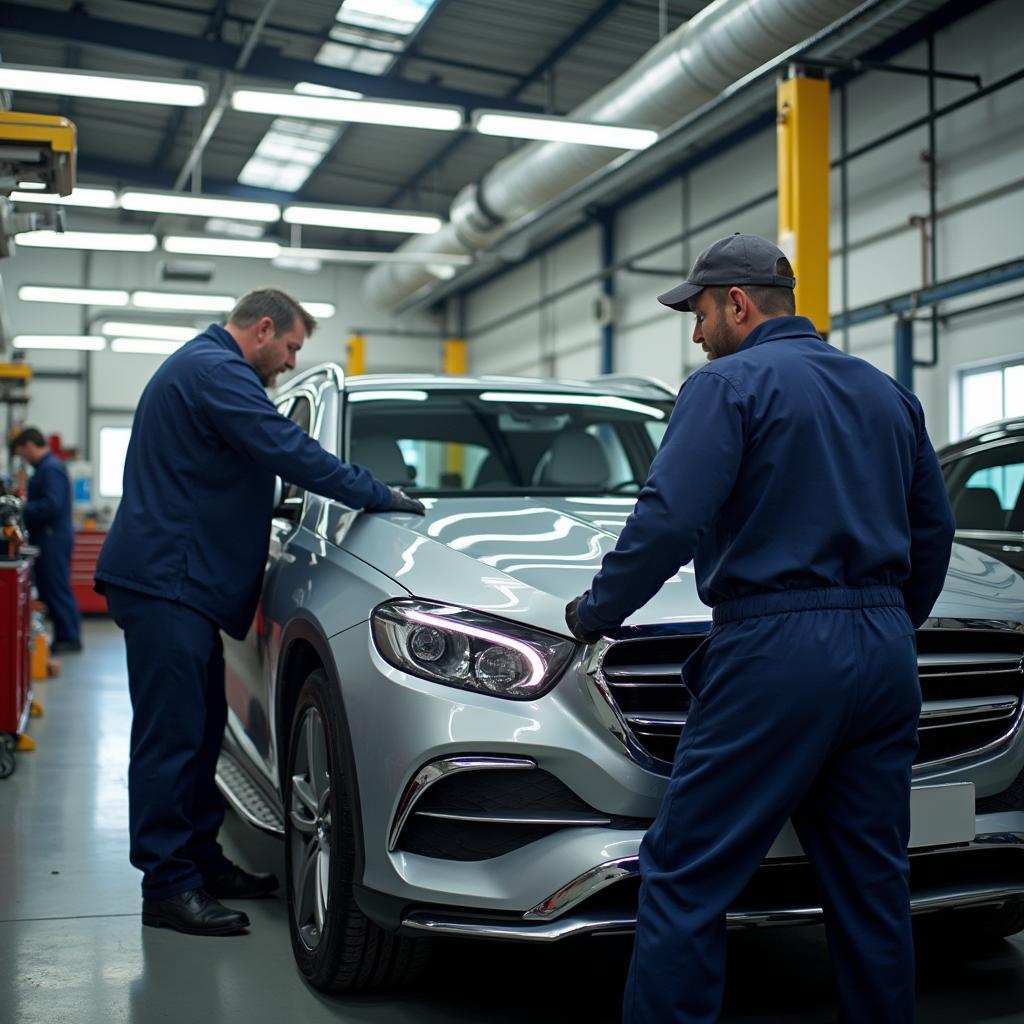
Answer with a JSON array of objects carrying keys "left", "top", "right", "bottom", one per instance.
[
  {"left": 443, "top": 339, "right": 467, "bottom": 485},
  {"left": 346, "top": 333, "right": 366, "bottom": 376},
  {"left": 776, "top": 66, "right": 831, "bottom": 337}
]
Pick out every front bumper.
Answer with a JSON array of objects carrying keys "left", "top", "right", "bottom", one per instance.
[{"left": 398, "top": 823, "right": 1024, "bottom": 942}]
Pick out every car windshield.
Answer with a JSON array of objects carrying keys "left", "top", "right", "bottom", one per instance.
[{"left": 345, "top": 388, "right": 674, "bottom": 496}]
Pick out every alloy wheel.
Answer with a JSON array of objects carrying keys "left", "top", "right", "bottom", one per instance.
[{"left": 289, "top": 706, "right": 332, "bottom": 951}]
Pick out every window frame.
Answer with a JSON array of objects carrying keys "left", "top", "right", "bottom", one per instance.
[{"left": 957, "top": 357, "right": 1024, "bottom": 440}]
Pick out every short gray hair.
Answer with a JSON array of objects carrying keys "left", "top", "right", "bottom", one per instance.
[{"left": 228, "top": 288, "right": 318, "bottom": 336}]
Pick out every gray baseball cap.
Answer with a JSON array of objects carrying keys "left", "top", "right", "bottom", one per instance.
[{"left": 657, "top": 233, "right": 796, "bottom": 311}]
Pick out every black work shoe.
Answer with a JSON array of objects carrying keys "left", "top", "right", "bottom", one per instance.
[
  {"left": 204, "top": 864, "right": 279, "bottom": 900},
  {"left": 51, "top": 640, "right": 83, "bottom": 653},
  {"left": 142, "top": 888, "right": 250, "bottom": 936}
]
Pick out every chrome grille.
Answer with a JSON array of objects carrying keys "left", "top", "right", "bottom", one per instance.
[{"left": 599, "top": 628, "right": 1024, "bottom": 773}]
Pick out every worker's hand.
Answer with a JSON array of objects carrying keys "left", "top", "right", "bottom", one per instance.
[
  {"left": 565, "top": 594, "right": 604, "bottom": 643},
  {"left": 384, "top": 486, "right": 426, "bottom": 515}
]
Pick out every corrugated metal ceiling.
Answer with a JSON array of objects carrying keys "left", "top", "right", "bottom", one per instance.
[{"left": 0, "top": 0, "right": 972, "bottom": 250}]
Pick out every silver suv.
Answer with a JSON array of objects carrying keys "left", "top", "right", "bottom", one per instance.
[{"left": 218, "top": 367, "right": 1024, "bottom": 991}]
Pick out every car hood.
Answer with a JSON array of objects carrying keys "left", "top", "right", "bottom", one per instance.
[{"left": 339, "top": 496, "right": 1024, "bottom": 636}]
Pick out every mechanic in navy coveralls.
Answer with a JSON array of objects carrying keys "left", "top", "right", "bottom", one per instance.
[
  {"left": 12, "top": 427, "right": 82, "bottom": 653},
  {"left": 565, "top": 235, "right": 955, "bottom": 1024},
  {"left": 95, "top": 289, "right": 425, "bottom": 938}
]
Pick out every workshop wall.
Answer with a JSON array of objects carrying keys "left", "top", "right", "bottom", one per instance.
[
  {"left": 461, "top": 0, "right": 1024, "bottom": 446},
  {"left": 3, "top": 238, "right": 442, "bottom": 456}
]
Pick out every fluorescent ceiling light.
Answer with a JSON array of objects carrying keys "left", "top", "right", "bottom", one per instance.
[
  {"left": 0, "top": 63, "right": 206, "bottom": 107},
  {"left": 301, "top": 301, "right": 336, "bottom": 319},
  {"left": 120, "top": 190, "right": 280, "bottom": 223},
  {"left": 231, "top": 88, "right": 462, "bottom": 132},
  {"left": 99, "top": 322, "right": 197, "bottom": 341},
  {"left": 110, "top": 338, "right": 185, "bottom": 355},
  {"left": 17, "top": 181, "right": 48, "bottom": 190},
  {"left": 19, "top": 285, "right": 130, "bottom": 306},
  {"left": 16, "top": 230, "right": 157, "bottom": 252},
  {"left": 163, "top": 236, "right": 281, "bottom": 259},
  {"left": 132, "top": 291, "right": 236, "bottom": 312},
  {"left": 10, "top": 186, "right": 118, "bottom": 208},
  {"left": 205, "top": 218, "right": 266, "bottom": 239},
  {"left": 473, "top": 111, "right": 657, "bottom": 150},
  {"left": 273, "top": 252, "right": 323, "bottom": 273},
  {"left": 478, "top": 392, "right": 666, "bottom": 419},
  {"left": 284, "top": 204, "right": 441, "bottom": 234},
  {"left": 13, "top": 335, "right": 106, "bottom": 351}
]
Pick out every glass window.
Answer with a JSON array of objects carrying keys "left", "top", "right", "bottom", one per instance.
[
  {"left": 98, "top": 427, "right": 132, "bottom": 498},
  {"left": 959, "top": 360, "right": 1024, "bottom": 437},
  {"left": 347, "top": 389, "right": 672, "bottom": 496},
  {"left": 281, "top": 396, "right": 313, "bottom": 505},
  {"left": 947, "top": 442, "right": 1024, "bottom": 532}
]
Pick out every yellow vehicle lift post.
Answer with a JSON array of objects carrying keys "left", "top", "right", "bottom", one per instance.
[
  {"left": 776, "top": 66, "right": 831, "bottom": 336},
  {"left": 346, "top": 333, "right": 366, "bottom": 376},
  {"left": 443, "top": 339, "right": 468, "bottom": 482}
]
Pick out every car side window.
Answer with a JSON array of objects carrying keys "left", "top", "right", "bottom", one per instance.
[
  {"left": 948, "top": 442, "right": 1024, "bottom": 532},
  {"left": 282, "top": 395, "right": 314, "bottom": 507}
]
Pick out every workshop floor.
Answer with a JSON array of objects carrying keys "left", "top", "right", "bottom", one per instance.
[{"left": 2, "top": 617, "right": 1023, "bottom": 1024}]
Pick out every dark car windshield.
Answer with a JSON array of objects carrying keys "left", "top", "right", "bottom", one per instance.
[{"left": 345, "top": 388, "right": 674, "bottom": 496}]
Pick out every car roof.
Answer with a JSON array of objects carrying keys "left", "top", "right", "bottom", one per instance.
[
  {"left": 280, "top": 366, "right": 676, "bottom": 400},
  {"left": 939, "top": 417, "right": 1024, "bottom": 460}
]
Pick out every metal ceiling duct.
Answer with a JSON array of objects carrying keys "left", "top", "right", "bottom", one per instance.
[{"left": 365, "top": 0, "right": 860, "bottom": 311}]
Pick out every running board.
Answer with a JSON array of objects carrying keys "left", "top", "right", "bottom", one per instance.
[{"left": 215, "top": 751, "right": 285, "bottom": 837}]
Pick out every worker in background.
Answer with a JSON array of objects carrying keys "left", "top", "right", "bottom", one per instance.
[
  {"left": 95, "top": 289, "right": 425, "bottom": 939},
  {"left": 11, "top": 427, "right": 82, "bottom": 653},
  {"left": 565, "top": 234, "right": 955, "bottom": 1024}
]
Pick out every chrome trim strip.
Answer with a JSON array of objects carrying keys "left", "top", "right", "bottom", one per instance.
[
  {"left": 214, "top": 769, "right": 285, "bottom": 838},
  {"left": 402, "top": 832, "right": 1024, "bottom": 942},
  {"left": 414, "top": 811, "right": 612, "bottom": 827},
  {"left": 625, "top": 712, "right": 689, "bottom": 728},
  {"left": 918, "top": 652, "right": 1022, "bottom": 668},
  {"left": 919, "top": 696, "right": 1018, "bottom": 724},
  {"left": 388, "top": 756, "right": 536, "bottom": 853},
  {"left": 524, "top": 857, "right": 638, "bottom": 921}
]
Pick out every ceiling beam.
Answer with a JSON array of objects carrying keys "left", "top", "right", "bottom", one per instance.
[{"left": 0, "top": 2, "right": 540, "bottom": 111}]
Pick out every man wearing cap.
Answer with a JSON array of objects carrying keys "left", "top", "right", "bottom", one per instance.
[{"left": 565, "top": 234, "right": 954, "bottom": 1023}]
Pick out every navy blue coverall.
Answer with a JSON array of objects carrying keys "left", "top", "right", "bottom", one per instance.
[
  {"left": 25, "top": 451, "right": 81, "bottom": 646},
  {"left": 575, "top": 315, "right": 955, "bottom": 1024},
  {"left": 96, "top": 323, "right": 393, "bottom": 900}
]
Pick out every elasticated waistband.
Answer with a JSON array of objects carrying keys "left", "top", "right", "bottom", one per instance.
[{"left": 711, "top": 586, "right": 905, "bottom": 625}]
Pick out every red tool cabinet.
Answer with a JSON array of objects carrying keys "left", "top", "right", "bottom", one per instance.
[
  {"left": 72, "top": 529, "right": 108, "bottom": 614},
  {"left": 0, "top": 559, "right": 33, "bottom": 775}
]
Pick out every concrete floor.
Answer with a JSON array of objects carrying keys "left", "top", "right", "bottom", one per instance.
[{"left": 2, "top": 618, "right": 1024, "bottom": 1024}]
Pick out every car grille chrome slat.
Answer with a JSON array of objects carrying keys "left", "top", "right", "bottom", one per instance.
[{"left": 598, "top": 629, "right": 1024, "bottom": 774}]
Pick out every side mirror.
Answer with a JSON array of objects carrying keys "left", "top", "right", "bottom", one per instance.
[{"left": 273, "top": 476, "right": 304, "bottom": 522}]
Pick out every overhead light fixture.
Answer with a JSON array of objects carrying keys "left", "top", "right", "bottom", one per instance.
[
  {"left": 132, "top": 291, "right": 236, "bottom": 312},
  {"left": 273, "top": 252, "right": 323, "bottom": 273},
  {"left": 473, "top": 110, "right": 658, "bottom": 150},
  {"left": 16, "top": 230, "right": 158, "bottom": 252},
  {"left": 99, "top": 322, "right": 197, "bottom": 341},
  {"left": 0, "top": 63, "right": 206, "bottom": 107},
  {"left": 120, "top": 190, "right": 280, "bottom": 223},
  {"left": 204, "top": 218, "right": 266, "bottom": 239},
  {"left": 163, "top": 236, "right": 281, "bottom": 259},
  {"left": 231, "top": 87, "right": 462, "bottom": 132},
  {"left": 301, "top": 301, "right": 336, "bottom": 319},
  {"left": 16, "top": 181, "right": 48, "bottom": 191},
  {"left": 283, "top": 204, "right": 441, "bottom": 235},
  {"left": 19, "top": 285, "right": 130, "bottom": 306},
  {"left": 10, "top": 186, "right": 119, "bottom": 208},
  {"left": 13, "top": 335, "right": 106, "bottom": 351},
  {"left": 273, "top": 246, "right": 471, "bottom": 266},
  {"left": 110, "top": 338, "right": 185, "bottom": 355},
  {"left": 293, "top": 81, "right": 364, "bottom": 100}
]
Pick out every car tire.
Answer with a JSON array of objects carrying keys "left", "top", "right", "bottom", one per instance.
[{"left": 284, "top": 668, "right": 431, "bottom": 991}]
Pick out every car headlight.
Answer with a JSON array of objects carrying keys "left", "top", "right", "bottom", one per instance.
[{"left": 371, "top": 599, "right": 576, "bottom": 700}]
